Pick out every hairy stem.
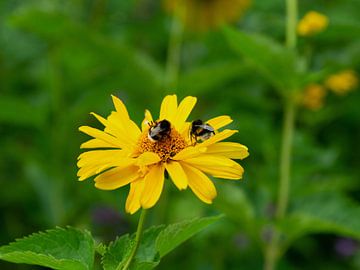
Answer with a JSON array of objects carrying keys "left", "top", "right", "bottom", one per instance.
[{"left": 122, "top": 209, "right": 147, "bottom": 270}]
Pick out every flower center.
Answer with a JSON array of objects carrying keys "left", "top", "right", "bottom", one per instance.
[{"left": 136, "top": 128, "right": 187, "bottom": 162}]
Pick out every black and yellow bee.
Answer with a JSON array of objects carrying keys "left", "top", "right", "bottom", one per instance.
[
  {"left": 148, "top": 119, "right": 171, "bottom": 142},
  {"left": 190, "top": 119, "right": 215, "bottom": 143}
]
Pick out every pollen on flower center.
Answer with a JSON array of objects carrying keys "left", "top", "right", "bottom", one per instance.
[{"left": 136, "top": 128, "right": 187, "bottom": 162}]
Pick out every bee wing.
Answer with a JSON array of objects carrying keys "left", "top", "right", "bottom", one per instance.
[{"left": 200, "top": 124, "right": 215, "bottom": 132}]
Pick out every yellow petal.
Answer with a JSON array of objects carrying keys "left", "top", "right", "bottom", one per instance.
[
  {"left": 79, "top": 126, "right": 123, "bottom": 148},
  {"left": 125, "top": 179, "right": 144, "bottom": 214},
  {"left": 181, "top": 163, "right": 217, "bottom": 204},
  {"left": 165, "top": 161, "right": 188, "bottom": 190},
  {"left": 105, "top": 112, "right": 141, "bottom": 149},
  {"left": 172, "top": 145, "right": 207, "bottom": 160},
  {"left": 141, "top": 109, "right": 153, "bottom": 131},
  {"left": 199, "top": 129, "right": 238, "bottom": 147},
  {"left": 140, "top": 164, "right": 165, "bottom": 208},
  {"left": 206, "top": 115, "right": 233, "bottom": 130},
  {"left": 173, "top": 96, "right": 197, "bottom": 131},
  {"left": 77, "top": 151, "right": 133, "bottom": 181},
  {"left": 135, "top": 152, "right": 161, "bottom": 166},
  {"left": 182, "top": 154, "right": 244, "bottom": 180},
  {"left": 94, "top": 165, "right": 139, "bottom": 190},
  {"left": 159, "top": 95, "right": 177, "bottom": 122},
  {"left": 77, "top": 149, "right": 126, "bottom": 164},
  {"left": 77, "top": 166, "right": 99, "bottom": 181},
  {"left": 206, "top": 142, "right": 249, "bottom": 159},
  {"left": 111, "top": 95, "right": 130, "bottom": 119},
  {"left": 80, "top": 139, "right": 116, "bottom": 149},
  {"left": 90, "top": 112, "right": 107, "bottom": 126},
  {"left": 180, "top": 122, "right": 191, "bottom": 140}
]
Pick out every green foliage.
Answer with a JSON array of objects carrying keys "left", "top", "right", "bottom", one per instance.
[
  {"left": 0, "top": 216, "right": 221, "bottom": 269},
  {"left": 102, "top": 234, "right": 134, "bottom": 270},
  {"left": 102, "top": 215, "right": 222, "bottom": 270},
  {"left": 214, "top": 183, "right": 255, "bottom": 224},
  {"left": 281, "top": 193, "right": 360, "bottom": 247},
  {"left": 0, "top": 97, "right": 46, "bottom": 127},
  {"left": 0, "top": 227, "right": 95, "bottom": 270},
  {"left": 223, "top": 27, "right": 303, "bottom": 93},
  {"left": 9, "top": 8, "right": 163, "bottom": 95},
  {"left": 155, "top": 215, "right": 223, "bottom": 257}
]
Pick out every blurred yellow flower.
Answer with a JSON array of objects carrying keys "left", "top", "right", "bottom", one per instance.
[
  {"left": 164, "top": 0, "right": 250, "bottom": 31},
  {"left": 78, "top": 95, "right": 249, "bottom": 214},
  {"left": 297, "top": 11, "right": 329, "bottom": 36},
  {"left": 301, "top": 84, "right": 327, "bottom": 110},
  {"left": 325, "top": 70, "right": 359, "bottom": 95}
]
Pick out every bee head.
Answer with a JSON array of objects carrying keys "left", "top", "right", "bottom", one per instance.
[
  {"left": 192, "top": 119, "right": 203, "bottom": 127},
  {"left": 159, "top": 119, "right": 170, "bottom": 131}
]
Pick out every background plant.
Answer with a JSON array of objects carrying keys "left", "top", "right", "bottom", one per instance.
[{"left": 1, "top": 0, "right": 360, "bottom": 269}]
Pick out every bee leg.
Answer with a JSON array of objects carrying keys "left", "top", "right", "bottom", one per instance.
[{"left": 192, "top": 136, "right": 198, "bottom": 146}]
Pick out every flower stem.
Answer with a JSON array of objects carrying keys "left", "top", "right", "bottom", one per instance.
[
  {"left": 264, "top": 0, "right": 297, "bottom": 269},
  {"left": 164, "top": 5, "right": 184, "bottom": 91},
  {"left": 122, "top": 209, "right": 148, "bottom": 270}
]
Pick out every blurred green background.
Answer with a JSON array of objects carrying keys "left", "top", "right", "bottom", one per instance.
[{"left": 1, "top": 0, "right": 360, "bottom": 269}]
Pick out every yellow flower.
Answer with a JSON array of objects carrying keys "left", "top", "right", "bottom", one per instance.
[
  {"left": 164, "top": 0, "right": 250, "bottom": 32},
  {"left": 301, "top": 84, "right": 327, "bottom": 110},
  {"left": 297, "top": 11, "right": 329, "bottom": 36},
  {"left": 325, "top": 70, "right": 359, "bottom": 95},
  {"left": 78, "top": 95, "right": 249, "bottom": 214}
]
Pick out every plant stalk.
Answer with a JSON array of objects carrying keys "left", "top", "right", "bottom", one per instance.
[
  {"left": 264, "top": 0, "right": 297, "bottom": 269},
  {"left": 286, "top": 0, "right": 298, "bottom": 50},
  {"left": 122, "top": 209, "right": 148, "bottom": 270}
]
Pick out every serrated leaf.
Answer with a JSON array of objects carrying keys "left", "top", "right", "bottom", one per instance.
[
  {"left": 0, "top": 227, "right": 95, "bottom": 270},
  {"left": 102, "top": 226, "right": 164, "bottom": 270},
  {"left": 156, "top": 215, "right": 223, "bottom": 258},
  {"left": 102, "top": 216, "right": 222, "bottom": 270},
  {"left": 223, "top": 27, "right": 302, "bottom": 92},
  {"left": 134, "top": 226, "right": 164, "bottom": 264},
  {"left": 102, "top": 234, "right": 133, "bottom": 270},
  {"left": 279, "top": 193, "right": 360, "bottom": 249}
]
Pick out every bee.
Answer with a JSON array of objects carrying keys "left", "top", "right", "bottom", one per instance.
[
  {"left": 190, "top": 119, "right": 215, "bottom": 143},
  {"left": 148, "top": 119, "right": 171, "bottom": 142}
]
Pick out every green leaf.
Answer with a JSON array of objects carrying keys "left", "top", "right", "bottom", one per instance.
[
  {"left": 102, "top": 216, "right": 222, "bottom": 270},
  {"left": 178, "top": 61, "right": 249, "bottom": 95},
  {"left": 102, "top": 234, "right": 134, "bottom": 270},
  {"left": 0, "top": 227, "right": 95, "bottom": 270},
  {"left": 223, "top": 27, "right": 302, "bottom": 92},
  {"left": 156, "top": 215, "right": 223, "bottom": 258},
  {"left": 279, "top": 193, "right": 360, "bottom": 249},
  {"left": 134, "top": 226, "right": 164, "bottom": 265}
]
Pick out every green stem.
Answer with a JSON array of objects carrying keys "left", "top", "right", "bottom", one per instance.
[
  {"left": 264, "top": 99, "right": 296, "bottom": 270},
  {"left": 164, "top": 6, "right": 184, "bottom": 91},
  {"left": 122, "top": 209, "right": 148, "bottom": 270},
  {"left": 286, "top": 0, "right": 298, "bottom": 50},
  {"left": 264, "top": 0, "right": 297, "bottom": 269},
  {"left": 276, "top": 99, "right": 295, "bottom": 219}
]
